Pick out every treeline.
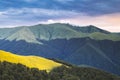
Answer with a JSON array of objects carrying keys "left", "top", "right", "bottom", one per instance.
[{"left": 0, "top": 61, "right": 120, "bottom": 80}]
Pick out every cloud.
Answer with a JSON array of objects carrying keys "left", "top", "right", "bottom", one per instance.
[
  {"left": 0, "top": 0, "right": 120, "bottom": 16},
  {"left": 22, "top": 0, "right": 38, "bottom": 2},
  {"left": 0, "top": 8, "right": 82, "bottom": 27},
  {"left": 54, "top": 0, "right": 74, "bottom": 3},
  {"left": 0, "top": 8, "right": 82, "bottom": 19},
  {"left": 0, "top": 1, "right": 120, "bottom": 32},
  {"left": 68, "top": 13, "right": 120, "bottom": 32},
  {"left": 0, "top": 7, "right": 120, "bottom": 32},
  {"left": 39, "top": 13, "right": 120, "bottom": 32}
]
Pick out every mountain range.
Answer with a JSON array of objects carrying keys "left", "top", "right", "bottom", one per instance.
[{"left": 0, "top": 23, "right": 120, "bottom": 75}]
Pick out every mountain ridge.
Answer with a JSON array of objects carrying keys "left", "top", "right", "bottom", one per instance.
[{"left": 0, "top": 23, "right": 120, "bottom": 44}]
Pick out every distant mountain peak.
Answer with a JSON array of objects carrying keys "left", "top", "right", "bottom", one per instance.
[{"left": 86, "top": 25, "right": 110, "bottom": 33}]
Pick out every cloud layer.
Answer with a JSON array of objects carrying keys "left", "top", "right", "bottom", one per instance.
[
  {"left": 1, "top": 0, "right": 120, "bottom": 15},
  {"left": 0, "top": 8, "right": 81, "bottom": 27},
  {"left": 0, "top": 0, "right": 120, "bottom": 32}
]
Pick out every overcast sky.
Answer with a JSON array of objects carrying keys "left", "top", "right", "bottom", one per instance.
[{"left": 0, "top": 0, "right": 120, "bottom": 32}]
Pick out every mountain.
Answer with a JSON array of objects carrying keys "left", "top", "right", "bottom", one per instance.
[
  {"left": 0, "top": 23, "right": 120, "bottom": 75},
  {"left": 0, "top": 23, "right": 120, "bottom": 42},
  {"left": 0, "top": 50, "right": 61, "bottom": 71}
]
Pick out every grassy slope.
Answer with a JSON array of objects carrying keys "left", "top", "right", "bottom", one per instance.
[
  {"left": 0, "top": 50, "right": 62, "bottom": 71},
  {"left": 28, "top": 23, "right": 120, "bottom": 41},
  {"left": 89, "top": 32, "right": 120, "bottom": 41}
]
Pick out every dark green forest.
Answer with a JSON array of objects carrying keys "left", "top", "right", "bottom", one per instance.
[{"left": 0, "top": 61, "right": 120, "bottom": 80}]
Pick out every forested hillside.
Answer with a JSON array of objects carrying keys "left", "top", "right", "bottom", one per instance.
[{"left": 0, "top": 61, "right": 120, "bottom": 80}]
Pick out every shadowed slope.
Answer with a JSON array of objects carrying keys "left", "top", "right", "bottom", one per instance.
[{"left": 0, "top": 38, "right": 120, "bottom": 75}]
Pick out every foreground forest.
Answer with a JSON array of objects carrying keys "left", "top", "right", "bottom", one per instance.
[{"left": 0, "top": 61, "right": 120, "bottom": 80}]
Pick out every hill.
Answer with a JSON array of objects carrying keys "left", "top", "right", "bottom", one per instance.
[{"left": 0, "top": 50, "right": 61, "bottom": 71}]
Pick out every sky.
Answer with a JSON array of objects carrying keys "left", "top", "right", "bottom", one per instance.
[{"left": 0, "top": 0, "right": 120, "bottom": 32}]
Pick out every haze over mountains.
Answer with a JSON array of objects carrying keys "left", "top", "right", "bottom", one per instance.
[{"left": 0, "top": 23, "right": 120, "bottom": 75}]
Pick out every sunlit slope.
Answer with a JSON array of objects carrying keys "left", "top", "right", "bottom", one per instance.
[{"left": 0, "top": 50, "right": 62, "bottom": 71}]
